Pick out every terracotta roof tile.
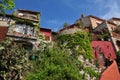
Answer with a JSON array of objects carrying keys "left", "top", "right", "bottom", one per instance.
[{"left": 100, "top": 61, "right": 120, "bottom": 80}]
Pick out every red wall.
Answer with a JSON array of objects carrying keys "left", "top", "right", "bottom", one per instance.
[
  {"left": 91, "top": 41, "right": 116, "bottom": 67},
  {"left": 40, "top": 28, "right": 52, "bottom": 41},
  {"left": 0, "top": 27, "right": 8, "bottom": 41}
]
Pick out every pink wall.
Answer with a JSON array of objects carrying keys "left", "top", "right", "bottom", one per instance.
[{"left": 91, "top": 41, "right": 116, "bottom": 67}]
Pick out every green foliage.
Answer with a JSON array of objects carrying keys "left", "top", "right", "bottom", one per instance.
[
  {"left": 25, "top": 46, "right": 82, "bottom": 80},
  {"left": 63, "top": 22, "right": 69, "bottom": 28},
  {"left": 98, "top": 33, "right": 110, "bottom": 40},
  {"left": 57, "top": 31, "right": 93, "bottom": 60},
  {"left": 83, "top": 67, "right": 100, "bottom": 78},
  {"left": 0, "top": 0, "right": 15, "bottom": 13},
  {"left": 11, "top": 15, "right": 35, "bottom": 26},
  {"left": 0, "top": 39, "right": 31, "bottom": 80},
  {"left": 75, "top": 23, "right": 81, "bottom": 27},
  {"left": 95, "top": 59, "right": 100, "bottom": 68}
]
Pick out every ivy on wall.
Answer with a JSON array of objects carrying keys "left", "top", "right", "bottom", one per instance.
[
  {"left": 56, "top": 31, "right": 100, "bottom": 79},
  {"left": 57, "top": 31, "right": 93, "bottom": 60}
]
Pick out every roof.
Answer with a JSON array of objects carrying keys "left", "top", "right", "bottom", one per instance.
[
  {"left": 88, "top": 15, "right": 105, "bottom": 21},
  {"left": 87, "top": 15, "right": 116, "bottom": 26},
  {"left": 100, "top": 60, "right": 120, "bottom": 80},
  {"left": 59, "top": 24, "right": 78, "bottom": 32},
  {"left": 18, "top": 9, "right": 40, "bottom": 14},
  {"left": 52, "top": 32, "right": 58, "bottom": 35},
  {"left": 93, "top": 21, "right": 116, "bottom": 31},
  {"left": 40, "top": 27, "right": 51, "bottom": 31},
  {"left": 107, "top": 21, "right": 116, "bottom": 26},
  {"left": 109, "top": 17, "right": 120, "bottom": 21}
]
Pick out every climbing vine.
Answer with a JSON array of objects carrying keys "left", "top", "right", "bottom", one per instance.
[{"left": 57, "top": 31, "right": 93, "bottom": 60}]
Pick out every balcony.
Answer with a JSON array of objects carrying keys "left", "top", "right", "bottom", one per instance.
[
  {"left": 18, "top": 14, "right": 39, "bottom": 22},
  {"left": 7, "top": 24, "right": 37, "bottom": 40}
]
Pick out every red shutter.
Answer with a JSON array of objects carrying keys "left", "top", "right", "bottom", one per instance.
[{"left": 0, "top": 27, "right": 8, "bottom": 41}]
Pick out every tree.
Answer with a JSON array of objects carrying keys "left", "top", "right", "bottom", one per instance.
[
  {"left": 0, "top": 39, "right": 31, "bottom": 80},
  {"left": 63, "top": 22, "right": 69, "bottom": 28},
  {"left": 25, "top": 45, "right": 82, "bottom": 80},
  {"left": 0, "top": 0, "right": 15, "bottom": 13}
]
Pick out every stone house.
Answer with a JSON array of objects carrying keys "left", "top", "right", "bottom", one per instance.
[
  {"left": 109, "top": 17, "right": 120, "bottom": 26},
  {"left": 0, "top": 9, "right": 41, "bottom": 50},
  {"left": 76, "top": 15, "right": 104, "bottom": 32},
  {"left": 76, "top": 14, "right": 120, "bottom": 52},
  {"left": 93, "top": 20, "right": 120, "bottom": 51},
  {"left": 59, "top": 24, "right": 83, "bottom": 34}
]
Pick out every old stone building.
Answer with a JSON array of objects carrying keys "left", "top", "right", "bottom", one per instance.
[
  {"left": 76, "top": 14, "right": 120, "bottom": 52},
  {"left": 0, "top": 9, "right": 41, "bottom": 50},
  {"left": 59, "top": 24, "right": 83, "bottom": 34}
]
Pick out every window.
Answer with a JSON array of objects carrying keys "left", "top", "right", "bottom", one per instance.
[
  {"left": 27, "top": 25, "right": 34, "bottom": 36},
  {"left": 0, "top": 16, "right": 2, "bottom": 20},
  {"left": 30, "top": 15, "right": 37, "bottom": 19},
  {"left": 100, "top": 53, "right": 105, "bottom": 66},
  {"left": 14, "top": 24, "right": 34, "bottom": 36},
  {"left": 14, "top": 24, "right": 24, "bottom": 34}
]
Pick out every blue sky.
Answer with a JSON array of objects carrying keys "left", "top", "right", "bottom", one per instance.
[{"left": 7, "top": 0, "right": 120, "bottom": 31}]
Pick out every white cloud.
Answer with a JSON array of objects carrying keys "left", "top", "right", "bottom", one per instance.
[{"left": 102, "top": 0, "right": 120, "bottom": 19}]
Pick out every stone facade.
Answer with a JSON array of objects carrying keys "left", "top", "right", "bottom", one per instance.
[
  {"left": 59, "top": 24, "right": 83, "bottom": 34},
  {"left": 109, "top": 17, "right": 120, "bottom": 26},
  {"left": 76, "top": 14, "right": 120, "bottom": 52},
  {"left": 0, "top": 10, "right": 41, "bottom": 50},
  {"left": 80, "top": 15, "right": 104, "bottom": 29}
]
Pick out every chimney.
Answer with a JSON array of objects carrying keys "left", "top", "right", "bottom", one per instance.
[{"left": 81, "top": 14, "right": 85, "bottom": 18}]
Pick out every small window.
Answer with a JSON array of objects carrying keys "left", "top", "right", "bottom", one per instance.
[
  {"left": 27, "top": 25, "right": 34, "bottom": 36},
  {"left": 116, "top": 40, "right": 120, "bottom": 46},
  {"left": 100, "top": 53, "right": 105, "bottom": 66}
]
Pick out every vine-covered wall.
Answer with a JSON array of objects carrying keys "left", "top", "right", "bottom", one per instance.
[
  {"left": 57, "top": 31, "right": 100, "bottom": 79},
  {"left": 57, "top": 31, "right": 93, "bottom": 60}
]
